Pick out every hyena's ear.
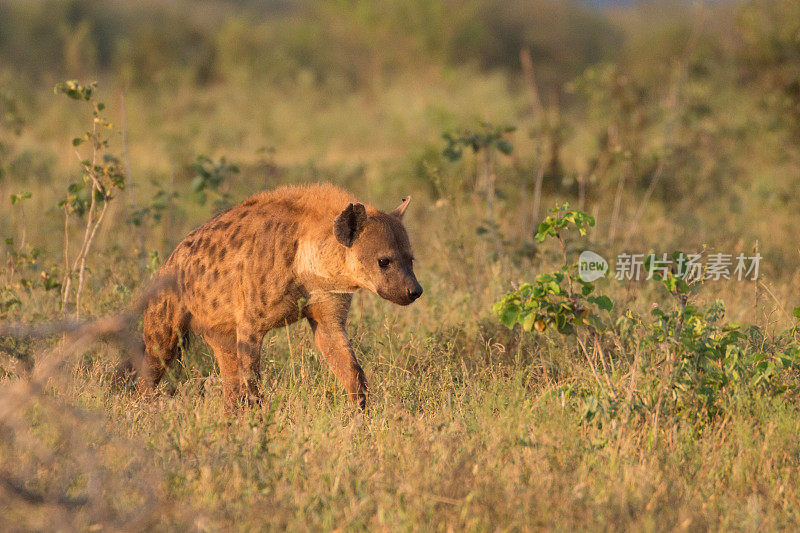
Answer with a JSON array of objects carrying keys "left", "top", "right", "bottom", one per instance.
[
  {"left": 390, "top": 196, "right": 411, "bottom": 219},
  {"left": 334, "top": 203, "right": 367, "bottom": 247}
]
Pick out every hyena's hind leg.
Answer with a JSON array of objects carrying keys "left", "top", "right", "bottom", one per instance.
[{"left": 138, "top": 291, "right": 191, "bottom": 394}]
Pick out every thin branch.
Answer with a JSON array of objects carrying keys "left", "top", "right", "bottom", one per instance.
[
  {"left": 75, "top": 196, "right": 109, "bottom": 315},
  {"left": 519, "top": 47, "right": 545, "bottom": 120}
]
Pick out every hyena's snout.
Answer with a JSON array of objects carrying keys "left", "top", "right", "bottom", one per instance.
[
  {"left": 377, "top": 274, "right": 423, "bottom": 306},
  {"left": 398, "top": 273, "right": 422, "bottom": 305},
  {"left": 406, "top": 278, "right": 423, "bottom": 303}
]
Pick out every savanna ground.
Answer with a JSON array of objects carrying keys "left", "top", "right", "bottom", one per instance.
[{"left": 2, "top": 0, "right": 800, "bottom": 530}]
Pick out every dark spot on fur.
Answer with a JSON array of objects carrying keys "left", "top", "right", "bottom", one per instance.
[
  {"left": 284, "top": 239, "right": 298, "bottom": 266},
  {"left": 211, "top": 267, "right": 219, "bottom": 281},
  {"left": 219, "top": 247, "right": 227, "bottom": 260},
  {"left": 282, "top": 284, "right": 297, "bottom": 297},
  {"left": 208, "top": 241, "right": 217, "bottom": 256},
  {"left": 237, "top": 341, "right": 255, "bottom": 355},
  {"left": 230, "top": 227, "right": 242, "bottom": 249},
  {"left": 274, "top": 199, "right": 299, "bottom": 213}
]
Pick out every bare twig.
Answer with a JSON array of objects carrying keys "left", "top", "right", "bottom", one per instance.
[
  {"left": 120, "top": 86, "right": 134, "bottom": 206},
  {"left": 608, "top": 158, "right": 630, "bottom": 242},
  {"left": 519, "top": 47, "right": 545, "bottom": 120},
  {"left": 531, "top": 144, "right": 545, "bottom": 232},
  {"left": 61, "top": 204, "right": 71, "bottom": 311}
]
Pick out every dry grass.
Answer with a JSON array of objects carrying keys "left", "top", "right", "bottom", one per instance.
[
  {"left": 2, "top": 215, "right": 800, "bottom": 529},
  {"left": 3, "top": 1, "right": 800, "bottom": 529}
]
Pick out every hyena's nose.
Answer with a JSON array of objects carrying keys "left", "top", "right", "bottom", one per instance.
[{"left": 407, "top": 284, "right": 423, "bottom": 302}]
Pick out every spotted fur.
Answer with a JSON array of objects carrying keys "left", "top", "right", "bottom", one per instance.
[{"left": 139, "top": 183, "right": 422, "bottom": 409}]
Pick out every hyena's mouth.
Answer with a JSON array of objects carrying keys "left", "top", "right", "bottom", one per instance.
[{"left": 378, "top": 288, "right": 419, "bottom": 306}]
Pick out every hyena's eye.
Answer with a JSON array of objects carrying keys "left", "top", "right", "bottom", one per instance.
[{"left": 378, "top": 257, "right": 391, "bottom": 269}]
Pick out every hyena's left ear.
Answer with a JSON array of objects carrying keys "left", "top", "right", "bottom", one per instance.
[
  {"left": 390, "top": 196, "right": 411, "bottom": 219},
  {"left": 334, "top": 203, "right": 368, "bottom": 247}
]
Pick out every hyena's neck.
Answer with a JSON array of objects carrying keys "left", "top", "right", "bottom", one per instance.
[{"left": 293, "top": 237, "right": 360, "bottom": 293}]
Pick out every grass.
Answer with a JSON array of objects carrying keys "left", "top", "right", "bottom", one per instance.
[
  {"left": 37, "top": 324, "right": 800, "bottom": 530},
  {"left": 3, "top": 1, "right": 800, "bottom": 529},
  {"left": 3, "top": 215, "right": 800, "bottom": 529}
]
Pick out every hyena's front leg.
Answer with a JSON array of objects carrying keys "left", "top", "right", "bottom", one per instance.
[
  {"left": 308, "top": 317, "right": 367, "bottom": 410},
  {"left": 202, "top": 329, "right": 243, "bottom": 407},
  {"left": 236, "top": 322, "right": 265, "bottom": 403}
]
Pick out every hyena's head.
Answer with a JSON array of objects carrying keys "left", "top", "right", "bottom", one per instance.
[{"left": 334, "top": 197, "right": 423, "bottom": 306}]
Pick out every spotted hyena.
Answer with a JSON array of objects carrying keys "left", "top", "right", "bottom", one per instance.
[{"left": 139, "top": 183, "right": 422, "bottom": 409}]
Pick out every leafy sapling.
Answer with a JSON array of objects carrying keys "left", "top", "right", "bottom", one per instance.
[
  {"left": 8, "top": 191, "right": 31, "bottom": 264},
  {"left": 55, "top": 80, "right": 125, "bottom": 317},
  {"left": 494, "top": 203, "right": 615, "bottom": 395},
  {"left": 442, "top": 121, "right": 515, "bottom": 221},
  {"left": 189, "top": 154, "right": 239, "bottom": 210}
]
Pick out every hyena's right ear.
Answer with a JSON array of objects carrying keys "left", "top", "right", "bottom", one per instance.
[
  {"left": 390, "top": 196, "right": 411, "bottom": 219},
  {"left": 334, "top": 203, "right": 367, "bottom": 247}
]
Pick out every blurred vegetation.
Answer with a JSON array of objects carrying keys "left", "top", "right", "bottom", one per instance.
[
  {"left": 0, "top": 0, "right": 619, "bottom": 88},
  {"left": 3, "top": 0, "right": 800, "bottom": 529}
]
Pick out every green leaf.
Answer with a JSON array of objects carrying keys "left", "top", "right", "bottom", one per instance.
[
  {"left": 498, "top": 305, "right": 521, "bottom": 329},
  {"left": 496, "top": 140, "right": 513, "bottom": 155},
  {"left": 557, "top": 322, "right": 576, "bottom": 336},
  {"left": 442, "top": 146, "right": 462, "bottom": 162},
  {"left": 190, "top": 176, "right": 205, "bottom": 193},
  {"left": 10, "top": 191, "right": 31, "bottom": 205},
  {"left": 521, "top": 313, "right": 536, "bottom": 332},
  {"left": 793, "top": 306, "right": 800, "bottom": 319},
  {"left": 588, "top": 295, "right": 613, "bottom": 312}
]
